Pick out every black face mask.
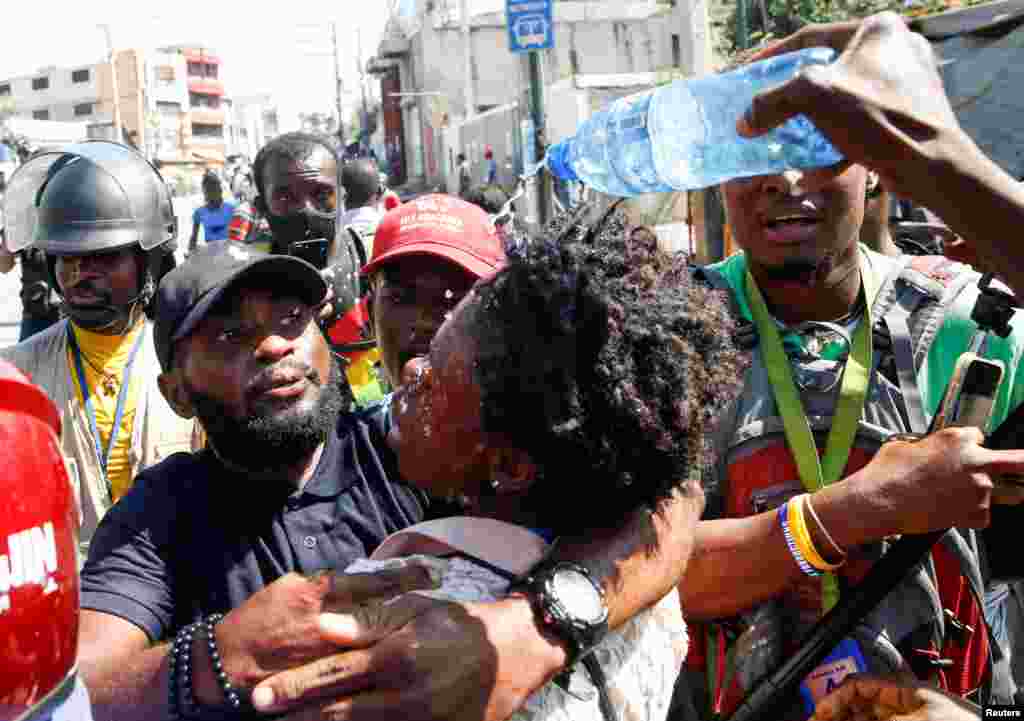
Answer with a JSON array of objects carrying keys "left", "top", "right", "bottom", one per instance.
[{"left": 266, "top": 208, "right": 337, "bottom": 251}]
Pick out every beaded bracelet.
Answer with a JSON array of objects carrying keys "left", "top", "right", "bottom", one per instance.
[
  {"left": 778, "top": 500, "right": 821, "bottom": 577},
  {"left": 203, "top": 613, "right": 244, "bottom": 711},
  {"left": 168, "top": 620, "right": 202, "bottom": 720},
  {"left": 168, "top": 615, "right": 245, "bottom": 720}
]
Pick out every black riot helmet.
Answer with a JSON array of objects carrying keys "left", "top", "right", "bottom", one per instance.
[{"left": 2, "top": 141, "right": 178, "bottom": 329}]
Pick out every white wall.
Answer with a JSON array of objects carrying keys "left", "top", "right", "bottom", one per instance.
[{"left": 2, "top": 64, "right": 104, "bottom": 123}]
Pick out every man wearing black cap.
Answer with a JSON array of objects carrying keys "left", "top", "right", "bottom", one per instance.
[
  {"left": 75, "top": 239, "right": 705, "bottom": 721},
  {"left": 78, "top": 241, "right": 436, "bottom": 719}
]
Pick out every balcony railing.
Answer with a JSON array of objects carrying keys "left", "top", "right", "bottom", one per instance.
[
  {"left": 188, "top": 78, "right": 224, "bottom": 96},
  {"left": 189, "top": 108, "right": 225, "bottom": 125}
]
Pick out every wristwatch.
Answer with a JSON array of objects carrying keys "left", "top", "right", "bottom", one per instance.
[{"left": 511, "top": 561, "right": 609, "bottom": 667}]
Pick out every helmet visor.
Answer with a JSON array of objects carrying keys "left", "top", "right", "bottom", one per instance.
[
  {"left": 3, "top": 141, "right": 174, "bottom": 255},
  {"left": 2, "top": 152, "right": 62, "bottom": 253}
]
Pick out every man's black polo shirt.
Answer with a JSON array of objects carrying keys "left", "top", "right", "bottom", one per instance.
[{"left": 80, "top": 405, "right": 428, "bottom": 642}]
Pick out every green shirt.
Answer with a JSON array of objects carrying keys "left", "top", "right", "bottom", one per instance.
[{"left": 709, "top": 247, "right": 1024, "bottom": 431}]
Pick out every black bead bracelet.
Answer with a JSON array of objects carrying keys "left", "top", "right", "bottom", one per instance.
[
  {"left": 203, "top": 613, "right": 243, "bottom": 710},
  {"left": 167, "top": 614, "right": 247, "bottom": 720},
  {"left": 168, "top": 620, "right": 202, "bottom": 720}
]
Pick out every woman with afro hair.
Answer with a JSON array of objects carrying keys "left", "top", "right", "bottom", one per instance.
[{"left": 344, "top": 205, "right": 749, "bottom": 721}]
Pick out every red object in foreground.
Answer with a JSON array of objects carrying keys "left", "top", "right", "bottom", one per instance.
[
  {"left": 0, "top": 361, "right": 81, "bottom": 720},
  {"left": 383, "top": 191, "right": 401, "bottom": 211}
]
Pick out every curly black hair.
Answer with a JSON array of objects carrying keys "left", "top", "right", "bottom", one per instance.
[{"left": 469, "top": 207, "right": 749, "bottom": 536}]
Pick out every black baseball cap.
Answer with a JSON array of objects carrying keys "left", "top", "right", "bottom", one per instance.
[{"left": 154, "top": 242, "right": 328, "bottom": 372}]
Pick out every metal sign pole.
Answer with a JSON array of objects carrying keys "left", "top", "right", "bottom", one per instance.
[
  {"left": 528, "top": 51, "right": 548, "bottom": 227},
  {"left": 506, "top": 0, "right": 554, "bottom": 227}
]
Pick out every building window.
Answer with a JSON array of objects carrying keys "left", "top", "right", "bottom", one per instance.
[
  {"left": 0, "top": 83, "right": 10, "bottom": 96},
  {"left": 74, "top": 102, "right": 93, "bottom": 117},
  {"left": 190, "top": 92, "right": 220, "bottom": 109},
  {"left": 157, "top": 65, "right": 176, "bottom": 85},
  {"left": 206, "top": 63, "right": 218, "bottom": 79},
  {"left": 32, "top": 109, "right": 50, "bottom": 120},
  {"left": 672, "top": 34, "right": 681, "bottom": 68},
  {"left": 187, "top": 61, "right": 202, "bottom": 77},
  {"left": 192, "top": 122, "right": 223, "bottom": 139},
  {"left": 72, "top": 68, "right": 90, "bottom": 83},
  {"left": 32, "top": 76, "right": 49, "bottom": 91}
]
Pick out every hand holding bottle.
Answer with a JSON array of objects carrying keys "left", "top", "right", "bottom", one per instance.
[{"left": 737, "top": 12, "right": 963, "bottom": 204}]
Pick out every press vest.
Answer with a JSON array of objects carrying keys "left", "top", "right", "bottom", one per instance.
[{"left": 0, "top": 318, "right": 202, "bottom": 559}]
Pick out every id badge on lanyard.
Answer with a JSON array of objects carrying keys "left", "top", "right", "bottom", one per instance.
[{"left": 799, "top": 638, "right": 869, "bottom": 715}]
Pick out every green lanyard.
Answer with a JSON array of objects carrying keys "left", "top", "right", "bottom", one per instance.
[{"left": 745, "top": 261, "right": 876, "bottom": 613}]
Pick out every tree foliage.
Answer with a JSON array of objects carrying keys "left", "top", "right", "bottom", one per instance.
[{"left": 722, "top": 0, "right": 989, "bottom": 54}]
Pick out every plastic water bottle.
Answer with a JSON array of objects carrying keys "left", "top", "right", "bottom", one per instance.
[{"left": 544, "top": 47, "right": 844, "bottom": 196}]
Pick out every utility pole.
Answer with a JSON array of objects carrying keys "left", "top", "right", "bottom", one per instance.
[
  {"left": 527, "top": 51, "right": 548, "bottom": 226},
  {"left": 678, "top": 0, "right": 721, "bottom": 262},
  {"left": 357, "top": 27, "right": 371, "bottom": 152},
  {"left": 461, "top": 0, "right": 475, "bottom": 119},
  {"left": 331, "top": 22, "right": 346, "bottom": 145},
  {"left": 99, "top": 24, "right": 123, "bottom": 143}
]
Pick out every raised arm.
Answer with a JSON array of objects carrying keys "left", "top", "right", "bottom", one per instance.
[{"left": 738, "top": 12, "right": 1024, "bottom": 296}]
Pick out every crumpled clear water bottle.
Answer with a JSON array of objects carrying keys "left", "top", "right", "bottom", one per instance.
[{"left": 544, "top": 47, "right": 843, "bottom": 196}]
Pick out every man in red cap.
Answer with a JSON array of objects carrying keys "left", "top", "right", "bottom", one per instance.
[{"left": 362, "top": 193, "right": 507, "bottom": 389}]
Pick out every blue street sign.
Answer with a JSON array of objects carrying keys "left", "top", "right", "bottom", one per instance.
[{"left": 506, "top": 0, "right": 554, "bottom": 53}]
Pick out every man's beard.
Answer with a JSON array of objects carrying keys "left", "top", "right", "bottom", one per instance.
[
  {"left": 187, "top": 359, "right": 345, "bottom": 476},
  {"left": 759, "top": 254, "right": 836, "bottom": 286}
]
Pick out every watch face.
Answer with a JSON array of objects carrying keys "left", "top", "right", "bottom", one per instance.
[{"left": 551, "top": 568, "right": 605, "bottom": 624}]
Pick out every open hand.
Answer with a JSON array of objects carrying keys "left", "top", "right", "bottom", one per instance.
[
  {"left": 209, "top": 566, "right": 437, "bottom": 695},
  {"left": 251, "top": 596, "right": 563, "bottom": 721},
  {"left": 737, "top": 13, "right": 964, "bottom": 205}
]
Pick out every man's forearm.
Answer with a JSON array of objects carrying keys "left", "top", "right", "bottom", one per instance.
[
  {"left": 680, "top": 476, "right": 895, "bottom": 620},
  {"left": 482, "top": 487, "right": 705, "bottom": 707},
  {"left": 924, "top": 130, "right": 1024, "bottom": 296},
  {"left": 553, "top": 486, "right": 704, "bottom": 629},
  {"left": 83, "top": 640, "right": 228, "bottom": 721},
  {"left": 80, "top": 644, "right": 172, "bottom": 721}
]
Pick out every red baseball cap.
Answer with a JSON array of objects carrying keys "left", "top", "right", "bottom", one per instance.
[{"left": 362, "top": 194, "right": 506, "bottom": 279}]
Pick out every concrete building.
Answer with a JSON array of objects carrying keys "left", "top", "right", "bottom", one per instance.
[
  {"left": 367, "top": 0, "right": 687, "bottom": 191},
  {"left": 0, "top": 44, "right": 265, "bottom": 168},
  {"left": 226, "top": 93, "right": 278, "bottom": 161},
  {"left": 0, "top": 51, "right": 148, "bottom": 150},
  {"left": 154, "top": 45, "right": 228, "bottom": 167}
]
